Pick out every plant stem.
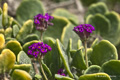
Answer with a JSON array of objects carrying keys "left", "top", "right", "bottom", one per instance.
[
  {"left": 84, "top": 40, "right": 88, "bottom": 68},
  {"left": 40, "top": 32, "right": 43, "bottom": 42},
  {"left": 38, "top": 57, "right": 48, "bottom": 80},
  {"left": 31, "top": 59, "right": 40, "bottom": 74}
]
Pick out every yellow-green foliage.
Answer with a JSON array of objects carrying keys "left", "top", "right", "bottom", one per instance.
[{"left": 0, "top": 34, "right": 5, "bottom": 49}]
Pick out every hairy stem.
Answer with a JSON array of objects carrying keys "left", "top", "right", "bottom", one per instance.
[
  {"left": 31, "top": 59, "right": 40, "bottom": 74},
  {"left": 84, "top": 40, "right": 88, "bottom": 68},
  {"left": 38, "top": 57, "right": 48, "bottom": 80},
  {"left": 40, "top": 32, "right": 43, "bottom": 42}
]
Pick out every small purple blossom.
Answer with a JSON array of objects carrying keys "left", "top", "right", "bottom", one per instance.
[
  {"left": 34, "top": 13, "right": 54, "bottom": 32},
  {"left": 73, "top": 24, "right": 95, "bottom": 41},
  {"left": 27, "top": 42, "right": 52, "bottom": 58},
  {"left": 57, "top": 69, "right": 66, "bottom": 76}
]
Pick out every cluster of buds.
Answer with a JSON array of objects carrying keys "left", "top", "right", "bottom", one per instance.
[
  {"left": 73, "top": 24, "right": 95, "bottom": 41},
  {"left": 34, "top": 13, "right": 54, "bottom": 32},
  {"left": 28, "top": 42, "right": 52, "bottom": 58}
]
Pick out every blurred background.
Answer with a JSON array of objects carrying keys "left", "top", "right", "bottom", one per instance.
[{"left": 1, "top": 0, "right": 120, "bottom": 24}]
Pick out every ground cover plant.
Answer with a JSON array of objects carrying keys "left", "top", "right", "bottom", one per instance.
[{"left": 0, "top": 0, "right": 120, "bottom": 80}]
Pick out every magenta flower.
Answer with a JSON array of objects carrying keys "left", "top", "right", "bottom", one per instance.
[
  {"left": 27, "top": 42, "right": 52, "bottom": 58},
  {"left": 34, "top": 13, "right": 54, "bottom": 32},
  {"left": 73, "top": 24, "right": 95, "bottom": 41},
  {"left": 57, "top": 69, "right": 66, "bottom": 76}
]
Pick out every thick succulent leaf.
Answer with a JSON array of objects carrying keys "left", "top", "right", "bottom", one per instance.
[
  {"left": 66, "top": 39, "right": 72, "bottom": 64},
  {"left": 0, "top": 49, "right": 16, "bottom": 73},
  {"left": 85, "top": 2, "right": 108, "bottom": 18},
  {"left": 56, "top": 39, "right": 73, "bottom": 78},
  {"left": 78, "top": 73, "right": 111, "bottom": 80},
  {"left": 103, "top": 11, "right": 120, "bottom": 45},
  {"left": 72, "top": 49, "right": 87, "bottom": 70},
  {"left": 12, "top": 18, "right": 21, "bottom": 28},
  {"left": 84, "top": 65, "right": 101, "bottom": 74},
  {"left": 44, "top": 15, "right": 68, "bottom": 40},
  {"left": 23, "top": 34, "right": 39, "bottom": 43},
  {"left": 46, "top": 39, "right": 61, "bottom": 76},
  {"left": 5, "top": 27, "right": 12, "bottom": 38},
  {"left": 52, "top": 8, "right": 79, "bottom": 25},
  {"left": 77, "top": 40, "right": 83, "bottom": 49},
  {"left": 87, "top": 48, "right": 93, "bottom": 60},
  {"left": 2, "top": 3, "right": 8, "bottom": 27},
  {"left": 86, "top": 14, "right": 110, "bottom": 36},
  {"left": 101, "top": 60, "right": 120, "bottom": 80},
  {"left": 91, "top": 38, "right": 99, "bottom": 48},
  {"left": 11, "top": 69, "right": 32, "bottom": 80},
  {"left": 80, "top": 0, "right": 98, "bottom": 6},
  {"left": 61, "top": 22, "right": 79, "bottom": 49},
  {"left": 16, "top": 0, "right": 45, "bottom": 24},
  {"left": 90, "top": 40, "right": 118, "bottom": 66},
  {"left": 0, "top": 15, "right": 2, "bottom": 29},
  {"left": 17, "top": 51, "right": 35, "bottom": 77},
  {"left": 0, "top": 34, "right": 5, "bottom": 50},
  {"left": 55, "top": 74, "right": 74, "bottom": 80},
  {"left": 70, "top": 50, "right": 77, "bottom": 59},
  {"left": 42, "top": 61, "right": 52, "bottom": 77},
  {"left": 23, "top": 40, "right": 39, "bottom": 57},
  {"left": 44, "top": 38, "right": 55, "bottom": 67},
  {"left": 10, "top": 64, "right": 31, "bottom": 75},
  {"left": 0, "top": 29, "right": 4, "bottom": 34},
  {"left": 5, "top": 40, "right": 22, "bottom": 57},
  {"left": 16, "top": 20, "right": 33, "bottom": 43},
  {"left": 13, "top": 25, "right": 20, "bottom": 37}
]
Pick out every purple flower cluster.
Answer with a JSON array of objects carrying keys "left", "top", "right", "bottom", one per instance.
[
  {"left": 28, "top": 42, "right": 52, "bottom": 58},
  {"left": 73, "top": 24, "right": 95, "bottom": 40},
  {"left": 34, "top": 13, "right": 54, "bottom": 32},
  {"left": 57, "top": 69, "right": 66, "bottom": 76}
]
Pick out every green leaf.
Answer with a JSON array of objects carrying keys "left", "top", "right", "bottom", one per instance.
[
  {"left": 78, "top": 73, "right": 111, "bottom": 80},
  {"left": 23, "top": 34, "right": 39, "bottom": 43},
  {"left": 47, "top": 39, "right": 61, "bottom": 76},
  {"left": 10, "top": 64, "right": 31, "bottom": 75},
  {"left": 101, "top": 60, "right": 120, "bottom": 80},
  {"left": 13, "top": 25, "right": 20, "bottom": 37},
  {"left": 90, "top": 40, "right": 118, "bottom": 66},
  {"left": 11, "top": 69, "right": 32, "bottom": 80},
  {"left": 56, "top": 39, "right": 73, "bottom": 78},
  {"left": 5, "top": 40, "right": 22, "bottom": 57},
  {"left": 104, "top": 11, "right": 120, "bottom": 45},
  {"left": 61, "top": 23, "right": 79, "bottom": 49},
  {"left": 0, "top": 49, "right": 16, "bottom": 73},
  {"left": 84, "top": 65, "right": 101, "bottom": 74},
  {"left": 2, "top": 3, "right": 8, "bottom": 27},
  {"left": 16, "top": 20, "right": 33, "bottom": 43},
  {"left": 43, "top": 38, "right": 55, "bottom": 67},
  {"left": 5, "top": 27, "right": 13, "bottom": 38},
  {"left": 0, "top": 14, "right": 2, "bottom": 29},
  {"left": 16, "top": 0, "right": 45, "bottom": 24},
  {"left": 52, "top": 8, "right": 79, "bottom": 25},
  {"left": 0, "top": 34, "right": 5, "bottom": 50},
  {"left": 86, "top": 14, "right": 111, "bottom": 36},
  {"left": 44, "top": 15, "right": 68, "bottom": 40},
  {"left": 85, "top": 2, "right": 108, "bottom": 18},
  {"left": 42, "top": 61, "right": 52, "bottom": 77},
  {"left": 72, "top": 49, "right": 87, "bottom": 70},
  {"left": 55, "top": 74, "right": 74, "bottom": 80},
  {"left": 66, "top": 39, "right": 72, "bottom": 64},
  {"left": 91, "top": 38, "right": 99, "bottom": 48},
  {"left": 17, "top": 51, "right": 35, "bottom": 77}
]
